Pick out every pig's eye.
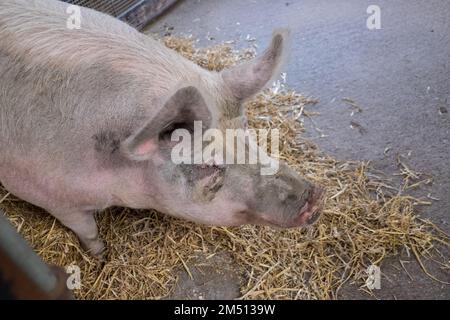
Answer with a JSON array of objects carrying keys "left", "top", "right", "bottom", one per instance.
[{"left": 159, "top": 122, "right": 194, "bottom": 142}]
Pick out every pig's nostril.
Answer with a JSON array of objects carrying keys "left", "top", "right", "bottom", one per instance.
[{"left": 287, "top": 194, "right": 298, "bottom": 202}]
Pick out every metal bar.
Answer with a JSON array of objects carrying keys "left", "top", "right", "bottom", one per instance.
[
  {"left": 118, "top": 0, "right": 179, "bottom": 30},
  {"left": 61, "top": 0, "right": 179, "bottom": 30},
  {"left": 0, "top": 211, "right": 72, "bottom": 299}
]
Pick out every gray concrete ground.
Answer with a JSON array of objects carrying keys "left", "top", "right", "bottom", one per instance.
[{"left": 147, "top": 0, "right": 450, "bottom": 299}]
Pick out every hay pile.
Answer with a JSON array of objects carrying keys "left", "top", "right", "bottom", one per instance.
[{"left": 1, "top": 36, "right": 449, "bottom": 300}]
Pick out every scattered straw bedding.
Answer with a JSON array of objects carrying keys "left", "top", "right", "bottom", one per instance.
[{"left": 1, "top": 36, "right": 449, "bottom": 300}]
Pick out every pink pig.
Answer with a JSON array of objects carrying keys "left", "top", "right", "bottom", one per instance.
[{"left": 0, "top": 0, "right": 324, "bottom": 256}]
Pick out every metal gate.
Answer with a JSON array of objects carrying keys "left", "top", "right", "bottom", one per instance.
[{"left": 61, "top": 0, "right": 178, "bottom": 30}]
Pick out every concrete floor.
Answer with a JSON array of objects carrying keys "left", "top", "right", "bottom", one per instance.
[{"left": 147, "top": 0, "right": 450, "bottom": 299}]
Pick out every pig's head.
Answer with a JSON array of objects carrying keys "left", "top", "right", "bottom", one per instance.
[{"left": 119, "top": 30, "right": 324, "bottom": 228}]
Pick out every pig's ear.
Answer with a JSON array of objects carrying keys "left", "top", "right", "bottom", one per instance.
[
  {"left": 121, "top": 86, "right": 212, "bottom": 161},
  {"left": 221, "top": 29, "right": 290, "bottom": 101}
]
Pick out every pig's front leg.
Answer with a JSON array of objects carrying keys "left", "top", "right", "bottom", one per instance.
[{"left": 54, "top": 210, "right": 104, "bottom": 257}]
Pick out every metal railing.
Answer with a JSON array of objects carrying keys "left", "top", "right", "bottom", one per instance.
[
  {"left": 62, "top": 0, "right": 179, "bottom": 30},
  {"left": 0, "top": 212, "right": 72, "bottom": 299}
]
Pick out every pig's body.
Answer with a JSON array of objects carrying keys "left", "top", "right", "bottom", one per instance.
[
  {"left": 1, "top": 0, "right": 323, "bottom": 256},
  {"left": 1, "top": 0, "right": 226, "bottom": 253},
  {"left": 0, "top": 0, "right": 213, "bottom": 208}
]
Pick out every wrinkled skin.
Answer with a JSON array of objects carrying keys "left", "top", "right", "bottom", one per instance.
[{"left": 0, "top": 0, "right": 324, "bottom": 256}]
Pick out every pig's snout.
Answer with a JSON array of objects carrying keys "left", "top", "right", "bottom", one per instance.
[
  {"left": 254, "top": 183, "right": 325, "bottom": 229},
  {"left": 292, "top": 186, "right": 325, "bottom": 227}
]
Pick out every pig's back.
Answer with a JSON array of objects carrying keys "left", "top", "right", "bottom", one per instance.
[{"left": 0, "top": 0, "right": 196, "bottom": 163}]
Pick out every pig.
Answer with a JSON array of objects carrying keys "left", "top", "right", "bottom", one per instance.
[{"left": 0, "top": 0, "right": 324, "bottom": 256}]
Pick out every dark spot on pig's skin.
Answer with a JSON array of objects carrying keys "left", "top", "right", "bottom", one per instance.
[
  {"left": 199, "top": 169, "right": 225, "bottom": 201},
  {"left": 92, "top": 129, "right": 134, "bottom": 168},
  {"left": 93, "top": 130, "right": 123, "bottom": 155}
]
